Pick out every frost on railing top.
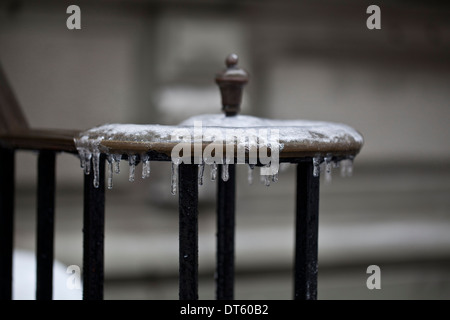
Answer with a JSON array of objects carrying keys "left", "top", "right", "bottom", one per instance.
[{"left": 74, "top": 113, "right": 363, "bottom": 193}]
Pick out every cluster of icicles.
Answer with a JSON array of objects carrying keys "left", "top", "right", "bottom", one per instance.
[{"left": 76, "top": 149, "right": 354, "bottom": 195}]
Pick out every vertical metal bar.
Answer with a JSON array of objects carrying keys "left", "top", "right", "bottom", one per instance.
[
  {"left": 0, "top": 148, "right": 14, "bottom": 300},
  {"left": 294, "top": 160, "right": 320, "bottom": 300},
  {"left": 36, "top": 151, "right": 56, "bottom": 300},
  {"left": 83, "top": 154, "right": 105, "bottom": 300},
  {"left": 178, "top": 164, "right": 198, "bottom": 300},
  {"left": 216, "top": 164, "right": 236, "bottom": 300}
]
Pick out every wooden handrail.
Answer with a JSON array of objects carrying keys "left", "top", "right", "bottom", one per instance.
[{"left": 0, "top": 129, "right": 79, "bottom": 153}]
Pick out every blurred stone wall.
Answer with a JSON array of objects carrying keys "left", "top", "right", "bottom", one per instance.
[{"left": 0, "top": 0, "right": 449, "bottom": 188}]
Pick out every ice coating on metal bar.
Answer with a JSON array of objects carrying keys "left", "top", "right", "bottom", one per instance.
[
  {"left": 74, "top": 114, "right": 363, "bottom": 189},
  {"left": 74, "top": 114, "right": 362, "bottom": 156}
]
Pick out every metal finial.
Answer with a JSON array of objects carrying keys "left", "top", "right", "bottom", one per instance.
[{"left": 215, "top": 54, "right": 249, "bottom": 116}]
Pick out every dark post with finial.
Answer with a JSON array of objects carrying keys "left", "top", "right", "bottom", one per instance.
[
  {"left": 215, "top": 53, "right": 249, "bottom": 117},
  {"left": 215, "top": 54, "right": 247, "bottom": 300}
]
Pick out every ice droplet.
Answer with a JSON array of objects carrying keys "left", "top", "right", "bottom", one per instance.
[
  {"left": 324, "top": 155, "right": 332, "bottom": 184},
  {"left": 347, "top": 157, "right": 354, "bottom": 176},
  {"left": 171, "top": 160, "right": 180, "bottom": 195},
  {"left": 222, "top": 163, "right": 229, "bottom": 182},
  {"left": 198, "top": 162, "right": 205, "bottom": 186},
  {"left": 128, "top": 154, "right": 137, "bottom": 182},
  {"left": 340, "top": 160, "right": 347, "bottom": 177},
  {"left": 264, "top": 175, "right": 271, "bottom": 186},
  {"left": 312, "top": 157, "right": 321, "bottom": 177},
  {"left": 260, "top": 165, "right": 271, "bottom": 186},
  {"left": 107, "top": 155, "right": 114, "bottom": 190},
  {"left": 92, "top": 150, "right": 100, "bottom": 188},
  {"left": 78, "top": 148, "right": 86, "bottom": 169},
  {"left": 260, "top": 170, "right": 266, "bottom": 184},
  {"left": 340, "top": 157, "right": 354, "bottom": 177},
  {"left": 84, "top": 151, "right": 92, "bottom": 175},
  {"left": 210, "top": 163, "right": 217, "bottom": 181},
  {"left": 325, "top": 155, "right": 332, "bottom": 172},
  {"left": 113, "top": 154, "right": 121, "bottom": 174},
  {"left": 325, "top": 170, "right": 332, "bottom": 184},
  {"left": 272, "top": 172, "right": 279, "bottom": 183},
  {"left": 247, "top": 164, "right": 254, "bottom": 185},
  {"left": 141, "top": 154, "right": 150, "bottom": 179}
]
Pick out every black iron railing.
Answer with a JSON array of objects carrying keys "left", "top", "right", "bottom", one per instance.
[
  {"left": 0, "top": 56, "right": 361, "bottom": 300},
  {"left": 0, "top": 149, "right": 320, "bottom": 301}
]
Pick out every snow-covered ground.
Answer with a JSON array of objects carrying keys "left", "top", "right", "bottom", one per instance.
[{"left": 13, "top": 249, "right": 81, "bottom": 300}]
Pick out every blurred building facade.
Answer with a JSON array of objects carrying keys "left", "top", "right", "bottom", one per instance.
[{"left": 1, "top": 0, "right": 450, "bottom": 299}]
